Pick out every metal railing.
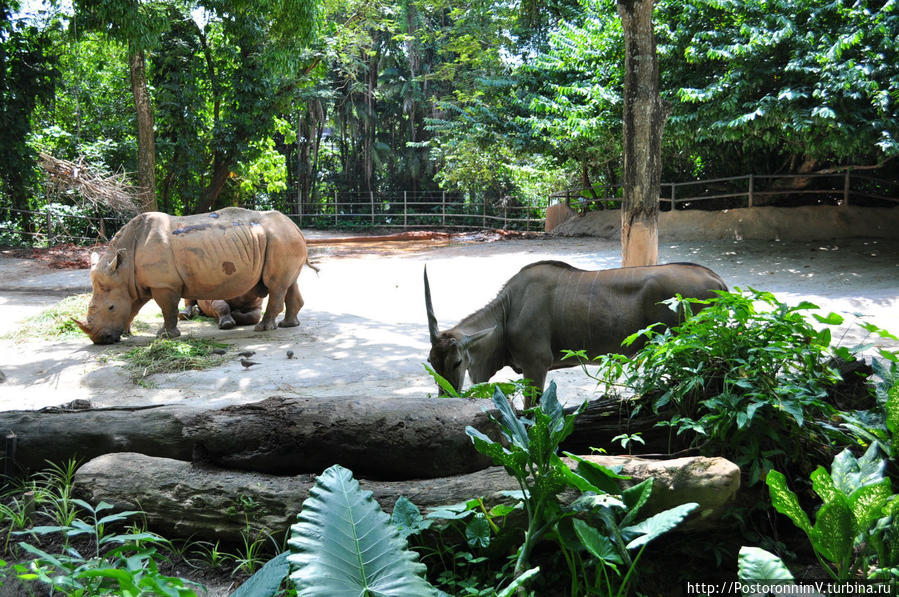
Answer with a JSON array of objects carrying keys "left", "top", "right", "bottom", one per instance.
[
  {"left": 552, "top": 172, "right": 899, "bottom": 211},
  {"left": 295, "top": 191, "right": 539, "bottom": 231},
  {"left": 1, "top": 171, "right": 895, "bottom": 247}
]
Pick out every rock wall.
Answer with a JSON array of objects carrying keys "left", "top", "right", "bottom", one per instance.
[{"left": 551, "top": 205, "right": 899, "bottom": 241}]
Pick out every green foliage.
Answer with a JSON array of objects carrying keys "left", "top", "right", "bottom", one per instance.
[
  {"left": 13, "top": 499, "right": 201, "bottom": 595},
  {"left": 424, "top": 362, "right": 531, "bottom": 400},
  {"left": 0, "top": 2, "right": 59, "bottom": 223},
  {"left": 767, "top": 444, "right": 899, "bottom": 581},
  {"left": 287, "top": 464, "right": 439, "bottom": 596},
  {"left": 737, "top": 546, "right": 794, "bottom": 584},
  {"left": 466, "top": 383, "right": 698, "bottom": 595},
  {"left": 589, "top": 288, "right": 849, "bottom": 485}
]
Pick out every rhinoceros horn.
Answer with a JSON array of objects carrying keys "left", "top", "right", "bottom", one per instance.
[
  {"left": 71, "top": 318, "right": 92, "bottom": 336},
  {"left": 423, "top": 266, "right": 440, "bottom": 343}
]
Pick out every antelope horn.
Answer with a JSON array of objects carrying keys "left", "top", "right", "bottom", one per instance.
[{"left": 423, "top": 265, "right": 440, "bottom": 343}]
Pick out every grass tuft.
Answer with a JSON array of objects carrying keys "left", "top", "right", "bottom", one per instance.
[
  {"left": 6, "top": 294, "right": 92, "bottom": 340},
  {"left": 121, "top": 337, "right": 230, "bottom": 383}
]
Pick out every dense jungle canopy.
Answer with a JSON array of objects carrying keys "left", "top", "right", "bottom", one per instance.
[{"left": 1, "top": 0, "right": 897, "bottom": 230}]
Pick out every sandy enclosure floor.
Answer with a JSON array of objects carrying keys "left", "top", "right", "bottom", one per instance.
[{"left": 0, "top": 235, "right": 897, "bottom": 411}]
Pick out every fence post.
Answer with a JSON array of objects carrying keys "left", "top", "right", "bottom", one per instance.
[
  {"left": 843, "top": 169, "right": 850, "bottom": 206},
  {"left": 482, "top": 195, "right": 486, "bottom": 229},
  {"left": 370, "top": 191, "right": 375, "bottom": 226},
  {"left": 670, "top": 183, "right": 676, "bottom": 210},
  {"left": 403, "top": 191, "right": 408, "bottom": 228},
  {"left": 526, "top": 196, "right": 531, "bottom": 232},
  {"left": 46, "top": 211, "right": 53, "bottom": 245},
  {"left": 441, "top": 192, "right": 446, "bottom": 227},
  {"left": 748, "top": 174, "right": 754, "bottom": 208},
  {"left": 334, "top": 190, "right": 338, "bottom": 227}
]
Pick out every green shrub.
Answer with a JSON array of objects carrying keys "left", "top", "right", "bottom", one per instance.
[
  {"left": 583, "top": 289, "right": 855, "bottom": 485},
  {"left": 766, "top": 443, "right": 899, "bottom": 581}
]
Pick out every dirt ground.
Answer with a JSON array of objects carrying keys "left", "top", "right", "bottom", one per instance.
[{"left": 1, "top": 232, "right": 898, "bottom": 412}]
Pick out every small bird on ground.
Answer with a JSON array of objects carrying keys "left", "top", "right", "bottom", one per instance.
[
  {"left": 212, "top": 348, "right": 227, "bottom": 355},
  {"left": 238, "top": 350, "right": 255, "bottom": 358},
  {"left": 240, "top": 358, "right": 259, "bottom": 369},
  {"left": 286, "top": 350, "right": 294, "bottom": 359}
]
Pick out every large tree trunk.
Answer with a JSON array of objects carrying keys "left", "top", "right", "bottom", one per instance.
[
  {"left": 0, "top": 396, "right": 684, "bottom": 478},
  {"left": 617, "top": 0, "right": 665, "bottom": 267},
  {"left": 128, "top": 48, "right": 157, "bottom": 213},
  {"left": 73, "top": 452, "right": 740, "bottom": 543},
  {"left": 182, "top": 395, "right": 499, "bottom": 480}
]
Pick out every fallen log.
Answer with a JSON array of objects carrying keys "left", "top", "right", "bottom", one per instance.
[
  {"left": 0, "top": 403, "right": 199, "bottom": 474},
  {"left": 182, "top": 395, "right": 502, "bottom": 480},
  {"left": 0, "top": 395, "right": 686, "bottom": 479},
  {"left": 73, "top": 452, "right": 740, "bottom": 543}
]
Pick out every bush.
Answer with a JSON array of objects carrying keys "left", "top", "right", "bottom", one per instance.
[{"left": 586, "top": 289, "right": 855, "bottom": 485}]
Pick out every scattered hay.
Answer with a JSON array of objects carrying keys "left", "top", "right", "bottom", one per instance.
[
  {"left": 6, "top": 294, "right": 91, "bottom": 340},
  {"left": 120, "top": 337, "right": 230, "bottom": 383},
  {"left": 6, "top": 294, "right": 154, "bottom": 340}
]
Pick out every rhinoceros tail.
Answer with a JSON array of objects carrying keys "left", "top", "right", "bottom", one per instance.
[{"left": 304, "top": 258, "right": 320, "bottom": 274}]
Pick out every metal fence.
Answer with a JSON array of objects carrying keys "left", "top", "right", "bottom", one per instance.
[
  {"left": 296, "top": 191, "right": 539, "bottom": 231},
  {"left": 1, "top": 171, "right": 896, "bottom": 247},
  {"left": 551, "top": 172, "right": 899, "bottom": 212}
]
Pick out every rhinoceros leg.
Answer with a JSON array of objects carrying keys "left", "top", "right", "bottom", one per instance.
[
  {"left": 152, "top": 289, "right": 182, "bottom": 339},
  {"left": 278, "top": 282, "right": 303, "bottom": 328},
  {"left": 230, "top": 306, "right": 262, "bottom": 327},
  {"left": 256, "top": 287, "right": 285, "bottom": 331}
]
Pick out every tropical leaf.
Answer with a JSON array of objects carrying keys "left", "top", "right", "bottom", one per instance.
[
  {"left": 391, "top": 496, "right": 432, "bottom": 540},
  {"left": 622, "top": 503, "right": 699, "bottom": 550},
  {"left": 831, "top": 444, "right": 885, "bottom": 494},
  {"left": 737, "top": 546, "right": 794, "bottom": 584},
  {"left": 812, "top": 497, "right": 855, "bottom": 565},
  {"left": 287, "top": 465, "right": 438, "bottom": 597},
  {"left": 231, "top": 552, "right": 289, "bottom": 597},
  {"left": 767, "top": 470, "right": 813, "bottom": 536},
  {"left": 573, "top": 519, "right": 623, "bottom": 566}
]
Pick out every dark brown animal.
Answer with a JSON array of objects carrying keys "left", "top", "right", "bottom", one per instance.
[
  {"left": 425, "top": 261, "right": 727, "bottom": 395},
  {"left": 75, "top": 207, "right": 312, "bottom": 344},
  {"left": 179, "top": 290, "right": 264, "bottom": 330}
]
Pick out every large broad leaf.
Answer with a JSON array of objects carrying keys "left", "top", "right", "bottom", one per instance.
[
  {"left": 231, "top": 552, "right": 290, "bottom": 597},
  {"left": 619, "top": 479, "right": 653, "bottom": 527},
  {"left": 622, "top": 502, "right": 698, "bottom": 550},
  {"left": 767, "top": 470, "right": 814, "bottom": 537},
  {"left": 392, "top": 496, "right": 432, "bottom": 540},
  {"left": 886, "top": 382, "right": 899, "bottom": 437},
  {"left": 573, "top": 519, "right": 623, "bottom": 567},
  {"left": 810, "top": 466, "right": 839, "bottom": 504},
  {"left": 812, "top": 497, "right": 855, "bottom": 565},
  {"left": 737, "top": 546, "right": 794, "bottom": 585},
  {"left": 831, "top": 444, "right": 885, "bottom": 494},
  {"left": 288, "top": 465, "right": 438, "bottom": 597},
  {"left": 848, "top": 480, "right": 892, "bottom": 534}
]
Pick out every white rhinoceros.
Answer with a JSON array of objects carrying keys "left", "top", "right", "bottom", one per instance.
[{"left": 75, "top": 207, "right": 312, "bottom": 344}]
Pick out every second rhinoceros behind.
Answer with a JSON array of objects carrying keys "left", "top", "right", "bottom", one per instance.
[
  {"left": 179, "top": 291, "right": 264, "bottom": 330},
  {"left": 74, "top": 207, "right": 313, "bottom": 345}
]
